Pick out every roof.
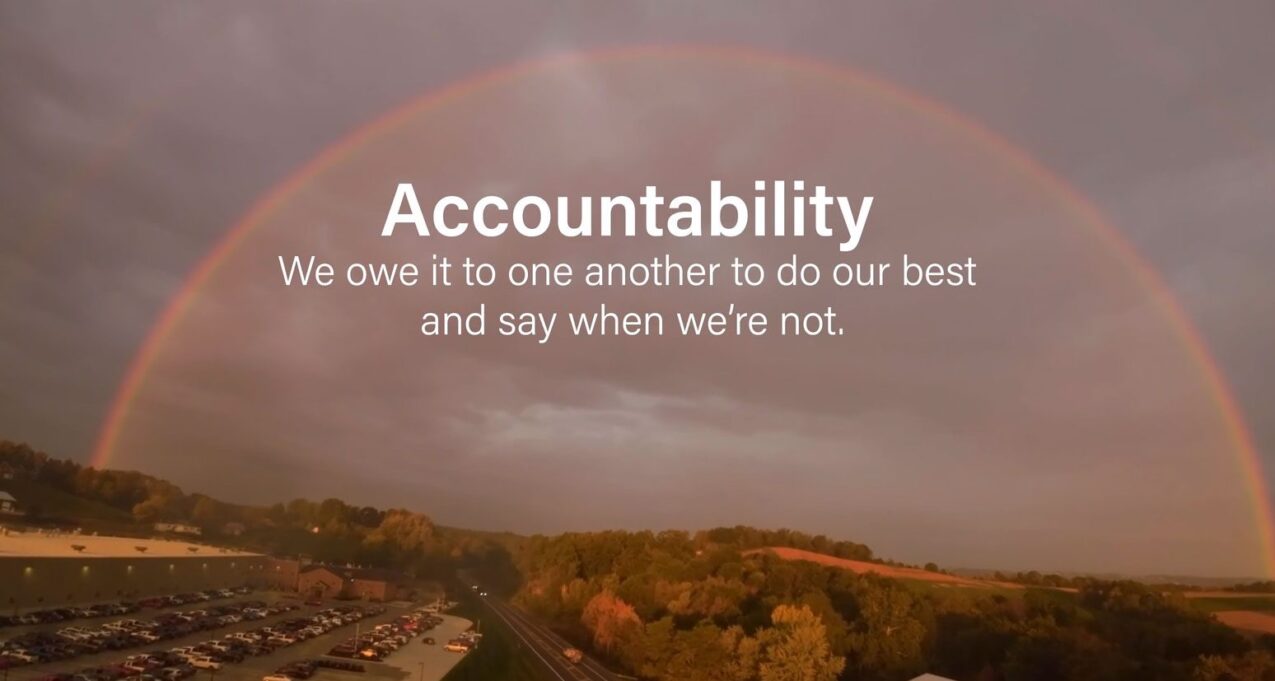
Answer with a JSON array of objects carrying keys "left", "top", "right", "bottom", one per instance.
[
  {"left": 300, "top": 564, "right": 404, "bottom": 584},
  {"left": 0, "top": 491, "right": 16, "bottom": 502},
  {"left": 0, "top": 533, "right": 259, "bottom": 558}
]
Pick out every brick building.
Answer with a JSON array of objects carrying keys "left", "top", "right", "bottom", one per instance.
[
  {"left": 296, "top": 564, "right": 402, "bottom": 602},
  {"left": 260, "top": 557, "right": 302, "bottom": 591}
]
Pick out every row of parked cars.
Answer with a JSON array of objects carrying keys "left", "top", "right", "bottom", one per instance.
[
  {"left": 326, "top": 606, "right": 442, "bottom": 662},
  {"left": 0, "top": 587, "right": 253, "bottom": 630},
  {"left": 0, "top": 598, "right": 288, "bottom": 671},
  {"left": 21, "top": 604, "right": 379, "bottom": 681},
  {"left": 404, "top": 605, "right": 478, "bottom": 655},
  {"left": 443, "top": 630, "right": 480, "bottom": 654},
  {"left": 326, "top": 622, "right": 408, "bottom": 662},
  {"left": 263, "top": 657, "right": 363, "bottom": 681}
]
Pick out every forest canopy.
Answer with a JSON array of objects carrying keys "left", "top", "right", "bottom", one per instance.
[{"left": 4, "top": 439, "right": 1274, "bottom": 680}]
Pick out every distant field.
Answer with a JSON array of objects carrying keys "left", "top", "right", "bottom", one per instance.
[
  {"left": 1215, "top": 611, "right": 1275, "bottom": 634},
  {"left": 749, "top": 546, "right": 1020, "bottom": 589},
  {"left": 1189, "top": 594, "right": 1275, "bottom": 613}
]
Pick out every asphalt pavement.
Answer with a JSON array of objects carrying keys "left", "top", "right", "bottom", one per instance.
[
  {"left": 468, "top": 591, "right": 624, "bottom": 681},
  {"left": 3, "top": 598, "right": 471, "bottom": 681}
]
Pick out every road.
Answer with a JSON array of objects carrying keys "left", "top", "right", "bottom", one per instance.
[{"left": 467, "top": 589, "right": 626, "bottom": 681}]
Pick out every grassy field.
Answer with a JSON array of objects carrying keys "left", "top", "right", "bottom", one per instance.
[
  {"left": 441, "top": 592, "right": 552, "bottom": 681},
  {"left": 751, "top": 547, "right": 1034, "bottom": 593},
  {"left": 0, "top": 479, "right": 134, "bottom": 525},
  {"left": 1189, "top": 595, "right": 1275, "bottom": 613}
]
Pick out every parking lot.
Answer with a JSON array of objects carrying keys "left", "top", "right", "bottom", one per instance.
[
  {"left": 2, "top": 591, "right": 473, "bottom": 681},
  {"left": 207, "top": 613, "right": 474, "bottom": 681}
]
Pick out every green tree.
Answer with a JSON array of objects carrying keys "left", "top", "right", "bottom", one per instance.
[
  {"left": 1195, "top": 651, "right": 1275, "bottom": 681},
  {"left": 843, "top": 579, "right": 927, "bottom": 678},
  {"left": 757, "top": 604, "right": 845, "bottom": 681}
]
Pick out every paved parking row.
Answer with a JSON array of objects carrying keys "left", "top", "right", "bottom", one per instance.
[
  {"left": 1, "top": 590, "right": 254, "bottom": 638},
  {"left": 5, "top": 597, "right": 475, "bottom": 681},
  {"left": 3, "top": 597, "right": 322, "bottom": 681}
]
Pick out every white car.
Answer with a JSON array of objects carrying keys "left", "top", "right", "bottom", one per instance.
[{"left": 187, "top": 656, "right": 222, "bottom": 670}]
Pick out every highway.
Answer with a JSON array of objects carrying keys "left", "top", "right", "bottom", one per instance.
[{"left": 460, "top": 581, "right": 626, "bottom": 681}]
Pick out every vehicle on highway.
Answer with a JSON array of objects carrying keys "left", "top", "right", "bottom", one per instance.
[{"left": 563, "top": 647, "right": 584, "bottom": 664}]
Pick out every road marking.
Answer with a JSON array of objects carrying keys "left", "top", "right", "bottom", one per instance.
[
  {"left": 496, "top": 603, "right": 613, "bottom": 681},
  {"left": 460, "top": 573, "right": 610, "bottom": 681},
  {"left": 492, "top": 602, "right": 591, "bottom": 681},
  {"left": 479, "top": 599, "right": 573, "bottom": 681}
]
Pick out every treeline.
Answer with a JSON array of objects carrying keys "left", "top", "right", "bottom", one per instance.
[
  {"left": 993, "top": 570, "right": 1087, "bottom": 589},
  {"left": 513, "top": 530, "right": 1275, "bottom": 681},
  {"left": 8, "top": 440, "right": 1275, "bottom": 678},
  {"left": 0, "top": 440, "right": 516, "bottom": 580},
  {"left": 698, "top": 525, "right": 874, "bottom": 561},
  {"left": 1226, "top": 581, "right": 1275, "bottom": 593}
]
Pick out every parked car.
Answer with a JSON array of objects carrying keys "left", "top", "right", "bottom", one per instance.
[{"left": 185, "top": 655, "right": 221, "bottom": 670}]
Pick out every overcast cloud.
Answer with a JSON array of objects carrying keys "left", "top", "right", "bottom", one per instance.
[{"left": 1, "top": 2, "right": 1273, "bottom": 577}]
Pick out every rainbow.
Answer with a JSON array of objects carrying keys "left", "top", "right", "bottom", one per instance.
[{"left": 87, "top": 45, "right": 1275, "bottom": 576}]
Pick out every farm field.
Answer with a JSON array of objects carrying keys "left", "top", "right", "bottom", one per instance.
[
  {"left": 1214, "top": 611, "right": 1275, "bottom": 635},
  {"left": 749, "top": 546, "right": 1021, "bottom": 589},
  {"left": 1187, "top": 594, "right": 1275, "bottom": 614}
]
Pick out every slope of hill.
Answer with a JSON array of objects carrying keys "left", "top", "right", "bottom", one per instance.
[
  {"left": 750, "top": 546, "right": 1020, "bottom": 589},
  {"left": 0, "top": 478, "right": 133, "bottom": 525}
]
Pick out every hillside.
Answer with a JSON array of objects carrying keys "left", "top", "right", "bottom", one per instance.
[
  {"left": 749, "top": 546, "right": 1020, "bottom": 589},
  {"left": 0, "top": 477, "right": 133, "bottom": 525}
]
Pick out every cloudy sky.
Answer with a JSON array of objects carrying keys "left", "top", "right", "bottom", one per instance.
[{"left": 2, "top": 2, "right": 1273, "bottom": 577}]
